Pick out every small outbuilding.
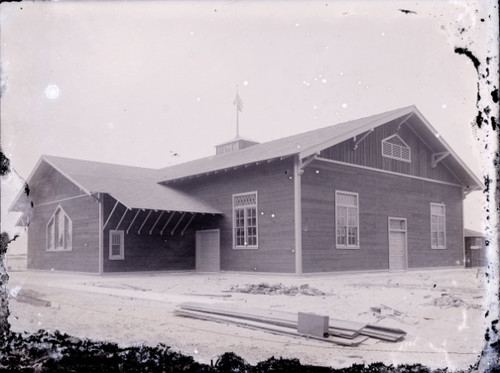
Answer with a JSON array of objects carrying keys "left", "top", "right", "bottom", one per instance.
[{"left": 464, "top": 228, "right": 487, "bottom": 268}]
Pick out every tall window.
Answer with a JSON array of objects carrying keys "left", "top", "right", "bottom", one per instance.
[
  {"left": 233, "top": 192, "right": 258, "bottom": 248},
  {"left": 382, "top": 134, "right": 411, "bottom": 162},
  {"left": 109, "top": 230, "right": 124, "bottom": 260},
  {"left": 47, "top": 206, "right": 72, "bottom": 251},
  {"left": 430, "top": 203, "right": 446, "bottom": 249},
  {"left": 336, "top": 191, "right": 359, "bottom": 248}
]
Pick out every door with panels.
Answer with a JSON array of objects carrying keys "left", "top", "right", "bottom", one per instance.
[{"left": 388, "top": 217, "right": 407, "bottom": 271}]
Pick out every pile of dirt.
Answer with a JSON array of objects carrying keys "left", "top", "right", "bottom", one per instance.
[
  {"left": 432, "top": 293, "right": 481, "bottom": 309},
  {"left": 9, "top": 288, "right": 51, "bottom": 307},
  {"left": 228, "top": 283, "right": 325, "bottom": 296}
]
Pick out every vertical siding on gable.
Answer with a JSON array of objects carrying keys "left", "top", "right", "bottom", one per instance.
[
  {"left": 320, "top": 119, "right": 460, "bottom": 184},
  {"left": 301, "top": 160, "right": 464, "bottom": 273},
  {"left": 168, "top": 159, "right": 296, "bottom": 273}
]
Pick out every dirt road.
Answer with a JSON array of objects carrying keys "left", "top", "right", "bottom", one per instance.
[{"left": 6, "top": 268, "right": 486, "bottom": 370}]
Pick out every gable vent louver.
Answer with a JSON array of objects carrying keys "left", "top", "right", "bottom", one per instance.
[{"left": 381, "top": 134, "right": 411, "bottom": 162}]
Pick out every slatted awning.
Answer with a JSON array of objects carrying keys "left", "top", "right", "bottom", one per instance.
[{"left": 103, "top": 199, "right": 217, "bottom": 236}]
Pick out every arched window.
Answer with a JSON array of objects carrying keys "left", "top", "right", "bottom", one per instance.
[
  {"left": 381, "top": 134, "right": 411, "bottom": 162},
  {"left": 47, "top": 206, "right": 72, "bottom": 251}
]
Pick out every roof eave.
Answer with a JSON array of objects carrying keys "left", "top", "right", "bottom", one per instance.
[
  {"left": 159, "top": 154, "right": 295, "bottom": 184},
  {"left": 410, "top": 107, "right": 483, "bottom": 190},
  {"left": 298, "top": 106, "right": 416, "bottom": 159}
]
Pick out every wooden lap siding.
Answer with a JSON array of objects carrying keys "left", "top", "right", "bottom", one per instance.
[
  {"left": 166, "top": 159, "right": 296, "bottom": 273},
  {"left": 27, "top": 163, "right": 100, "bottom": 272},
  {"left": 101, "top": 194, "right": 217, "bottom": 272},
  {"left": 301, "top": 160, "right": 464, "bottom": 272}
]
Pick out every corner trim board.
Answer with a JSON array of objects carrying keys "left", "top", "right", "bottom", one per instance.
[
  {"left": 294, "top": 155, "right": 303, "bottom": 275},
  {"left": 98, "top": 194, "right": 103, "bottom": 275}
]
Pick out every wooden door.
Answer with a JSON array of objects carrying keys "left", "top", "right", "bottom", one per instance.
[
  {"left": 195, "top": 229, "right": 220, "bottom": 272},
  {"left": 388, "top": 218, "right": 407, "bottom": 271}
]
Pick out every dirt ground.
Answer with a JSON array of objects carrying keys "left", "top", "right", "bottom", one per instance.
[{"left": 6, "top": 268, "right": 487, "bottom": 371}]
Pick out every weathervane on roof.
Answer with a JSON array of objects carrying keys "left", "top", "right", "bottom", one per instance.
[{"left": 233, "top": 86, "right": 243, "bottom": 138}]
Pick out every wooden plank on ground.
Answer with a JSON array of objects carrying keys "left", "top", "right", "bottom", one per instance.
[
  {"left": 180, "top": 302, "right": 366, "bottom": 338},
  {"left": 175, "top": 309, "right": 368, "bottom": 346},
  {"left": 360, "top": 325, "right": 407, "bottom": 341}
]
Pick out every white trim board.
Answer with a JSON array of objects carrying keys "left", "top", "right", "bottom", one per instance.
[
  {"left": 35, "top": 194, "right": 90, "bottom": 208},
  {"left": 315, "top": 157, "right": 463, "bottom": 188}
]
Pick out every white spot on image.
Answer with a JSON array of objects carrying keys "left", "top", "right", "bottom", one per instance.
[
  {"left": 312, "top": 105, "right": 318, "bottom": 110},
  {"left": 342, "top": 103, "right": 348, "bottom": 109},
  {"left": 45, "top": 84, "right": 60, "bottom": 99},
  {"left": 108, "top": 122, "right": 114, "bottom": 129},
  {"left": 189, "top": 31, "right": 195, "bottom": 36},
  {"left": 435, "top": 133, "right": 441, "bottom": 138},
  {"left": 9, "top": 285, "right": 21, "bottom": 298},
  {"left": 295, "top": 23, "right": 300, "bottom": 27},
  {"left": 441, "top": 103, "right": 447, "bottom": 109},
  {"left": 243, "top": 80, "right": 249, "bottom": 86},
  {"left": 339, "top": 72, "right": 344, "bottom": 76},
  {"left": 196, "top": 97, "right": 201, "bottom": 102},
  {"left": 302, "top": 81, "right": 310, "bottom": 86},
  {"left": 381, "top": 31, "right": 385, "bottom": 36},
  {"left": 321, "top": 78, "right": 327, "bottom": 84}
]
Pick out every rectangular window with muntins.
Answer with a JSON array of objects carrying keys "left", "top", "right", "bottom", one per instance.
[
  {"left": 382, "top": 134, "right": 411, "bottom": 162},
  {"left": 336, "top": 191, "right": 359, "bottom": 248},
  {"left": 430, "top": 203, "right": 446, "bottom": 249},
  {"left": 109, "top": 230, "right": 125, "bottom": 260},
  {"left": 233, "top": 192, "right": 258, "bottom": 248}
]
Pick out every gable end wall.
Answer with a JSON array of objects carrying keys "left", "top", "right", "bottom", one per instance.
[{"left": 26, "top": 164, "right": 100, "bottom": 272}]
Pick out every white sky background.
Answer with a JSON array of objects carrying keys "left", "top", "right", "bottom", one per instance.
[{"left": 0, "top": 1, "right": 493, "bottom": 252}]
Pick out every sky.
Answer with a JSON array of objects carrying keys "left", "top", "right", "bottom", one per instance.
[{"left": 0, "top": 0, "right": 496, "bottom": 251}]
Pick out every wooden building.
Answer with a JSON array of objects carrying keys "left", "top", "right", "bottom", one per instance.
[
  {"left": 11, "top": 106, "right": 482, "bottom": 274},
  {"left": 464, "top": 228, "right": 487, "bottom": 268}
]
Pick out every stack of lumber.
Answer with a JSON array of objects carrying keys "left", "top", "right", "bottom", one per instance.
[{"left": 175, "top": 302, "right": 406, "bottom": 346}]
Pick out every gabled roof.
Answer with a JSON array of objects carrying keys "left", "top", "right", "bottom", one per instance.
[
  {"left": 157, "top": 105, "right": 482, "bottom": 191},
  {"left": 10, "top": 156, "right": 221, "bottom": 214}
]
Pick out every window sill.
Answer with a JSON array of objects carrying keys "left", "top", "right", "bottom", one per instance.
[
  {"left": 46, "top": 248, "right": 72, "bottom": 252},
  {"left": 109, "top": 256, "right": 125, "bottom": 260},
  {"left": 336, "top": 246, "right": 360, "bottom": 250},
  {"left": 233, "top": 246, "right": 259, "bottom": 250},
  {"left": 431, "top": 247, "right": 446, "bottom": 250}
]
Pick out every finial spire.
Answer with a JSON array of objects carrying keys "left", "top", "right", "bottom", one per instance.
[{"left": 233, "top": 85, "right": 243, "bottom": 138}]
